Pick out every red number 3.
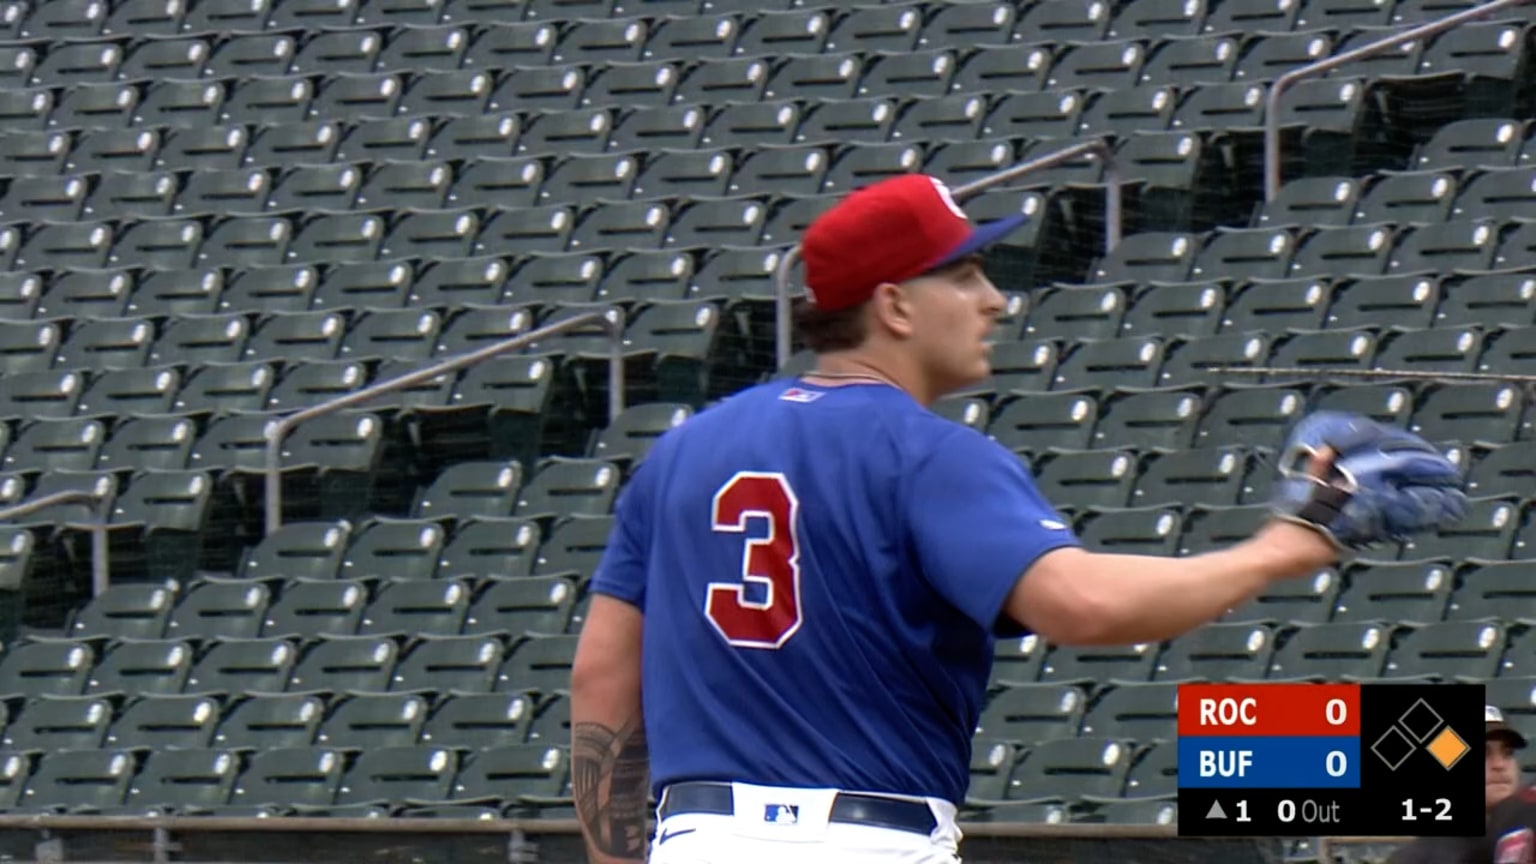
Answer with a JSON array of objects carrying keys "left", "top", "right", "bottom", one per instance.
[{"left": 705, "top": 472, "right": 803, "bottom": 649}]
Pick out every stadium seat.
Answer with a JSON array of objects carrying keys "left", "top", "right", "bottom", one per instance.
[
  {"left": 262, "top": 580, "right": 369, "bottom": 639},
  {"left": 286, "top": 636, "right": 399, "bottom": 694},
  {"left": 1266, "top": 622, "right": 1394, "bottom": 681},
  {"left": 975, "top": 683, "right": 1088, "bottom": 744},
  {"left": 67, "top": 583, "right": 174, "bottom": 641},
  {"left": 3, "top": 695, "right": 114, "bottom": 752},
  {"left": 19, "top": 748, "right": 136, "bottom": 813},
  {"left": 86, "top": 639, "right": 194, "bottom": 697},
  {"left": 316, "top": 693, "right": 430, "bottom": 751},
  {"left": 1080, "top": 682, "right": 1180, "bottom": 741},
  {"left": 497, "top": 634, "right": 577, "bottom": 697},
  {"left": 165, "top": 580, "right": 270, "bottom": 642},
  {"left": 125, "top": 748, "right": 241, "bottom": 813},
  {"left": 1332, "top": 561, "right": 1454, "bottom": 624},
  {"left": 1382, "top": 621, "right": 1505, "bottom": 680},
  {"left": 421, "top": 692, "right": 536, "bottom": 750},
  {"left": 105, "top": 694, "right": 221, "bottom": 751},
  {"left": 359, "top": 580, "right": 472, "bottom": 637},
  {"left": 1156, "top": 622, "right": 1276, "bottom": 681},
  {"left": 230, "top": 747, "right": 346, "bottom": 810},
  {"left": 1002, "top": 737, "right": 1134, "bottom": 803},
  {"left": 449, "top": 744, "right": 568, "bottom": 806},
  {"left": 183, "top": 638, "right": 298, "bottom": 696},
  {"left": 213, "top": 694, "right": 326, "bottom": 751},
  {"left": 391, "top": 634, "right": 504, "bottom": 693}
]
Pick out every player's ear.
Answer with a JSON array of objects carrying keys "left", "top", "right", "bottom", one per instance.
[{"left": 870, "top": 281, "right": 917, "bottom": 339}]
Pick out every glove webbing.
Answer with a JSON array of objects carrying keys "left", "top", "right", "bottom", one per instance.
[{"left": 1295, "top": 484, "right": 1353, "bottom": 529}]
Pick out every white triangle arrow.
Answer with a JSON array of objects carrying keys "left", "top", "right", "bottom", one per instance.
[{"left": 1206, "top": 800, "right": 1227, "bottom": 820}]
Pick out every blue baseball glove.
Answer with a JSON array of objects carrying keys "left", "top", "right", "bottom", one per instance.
[{"left": 1269, "top": 411, "right": 1468, "bottom": 551}]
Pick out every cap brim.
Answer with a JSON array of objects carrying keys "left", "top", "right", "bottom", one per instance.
[
  {"left": 1492, "top": 725, "right": 1529, "bottom": 749},
  {"left": 929, "top": 211, "right": 1031, "bottom": 270}
]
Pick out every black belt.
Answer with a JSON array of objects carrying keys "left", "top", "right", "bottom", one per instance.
[{"left": 658, "top": 782, "right": 938, "bottom": 836}]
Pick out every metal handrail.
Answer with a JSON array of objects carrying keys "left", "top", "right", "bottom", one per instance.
[
  {"left": 774, "top": 138, "right": 1124, "bottom": 369},
  {"left": 263, "top": 309, "right": 626, "bottom": 537},
  {"left": 0, "top": 491, "right": 111, "bottom": 597},
  {"left": 1263, "top": 0, "right": 1532, "bottom": 201}
]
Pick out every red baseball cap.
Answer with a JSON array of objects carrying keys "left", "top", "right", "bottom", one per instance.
[{"left": 799, "top": 174, "right": 1030, "bottom": 312}]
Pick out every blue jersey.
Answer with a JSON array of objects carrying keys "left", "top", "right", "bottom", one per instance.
[{"left": 589, "top": 378, "right": 1081, "bottom": 805}]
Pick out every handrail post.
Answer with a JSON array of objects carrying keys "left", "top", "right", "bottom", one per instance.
[
  {"left": 263, "top": 310, "right": 622, "bottom": 537},
  {"left": 774, "top": 138, "right": 1122, "bottom": 369},
  {"left": 1263, "top": 0, "right": 1531, "bottom": 201},
  {"left": 0, "top": 490, "right": 113, "bottom": 597}
]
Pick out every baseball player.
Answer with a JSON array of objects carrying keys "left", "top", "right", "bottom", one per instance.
[
  {"left": 569, "top": 173, "right": 1468, "bottom": 864},
  {"left": 1479, "top": 707, "right": 1534, "bottom": 862}
]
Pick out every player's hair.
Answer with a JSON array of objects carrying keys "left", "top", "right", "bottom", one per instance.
[
  {"left": 796, "top": 255, "right": 987, "bottom": 354},
  {"left": 794, "top": 296, "right": 869, "bottom": 353}
]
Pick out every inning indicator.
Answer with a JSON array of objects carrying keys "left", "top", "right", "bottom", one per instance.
[{"left": 1176, "top": 683, "right": 1485, "bottom": 837}]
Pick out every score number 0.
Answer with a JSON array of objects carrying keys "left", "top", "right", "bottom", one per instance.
[{"left": 1273, "top": 699, "right": 1352, "bottom": 824}]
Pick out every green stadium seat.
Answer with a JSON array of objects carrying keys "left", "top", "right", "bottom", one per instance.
[
  {"left": 1120, "top": 741, "right": 1177, "bottom": 800},
  {"left": 413, "top": 461, "right": 522, "bottom": 521},
  {"left": 533, "top": 516, "right": 612, "bottom": 581},
  {"left": 1373, "top": 325, "right": 1483, "bottom": 375},
  {"left": 1033, "top": 448, "right": 1140, "bottom": 510},
  {"left": 1390, "top": 220, "right": 1501, "bottom": 274},
  {"left": 333, "top": 744, "right": 458, "bottom": 807},
  {"left": 1118, "top": 283, "right": 1224, "bottom": 340},
  {"left": 360, "top": 580, "right": 472, "bottom": 637},
  {"left": 465, "top": 577, "right": 579, "bottom": 638},
  {"left": 1311, "top": 382, "right": 1417, "bottom": 429},
  {"left": 1332, "top": 561, "right": 1454, "bottom": 624},
  {"left": 1015, "top": 0, "right": 1110, "bottom": 42},
  {"left": 965, "top": 739, "right": 1022, "bottom": 806},
  {"left": 316, "top": 693, "right": 430, "bottom": 750},
  {"left": 1327, "top": 274, "right": 1439, "bottom": 329},
  {"left": 1086, "top": 798, "right": 1178, "bottom": 825},
  {"left": 497, "top": 634, "right": 577, "bottom": 697},
  {"left": 287, "top": 636, "right": 399, "bottom": 695},
  {"left": 19, "top": 748, "right": 136, "bottom": 813},
  {"left": 125, "top": 748, "right": 242, "bottom": 814},
  {"left": 1267, "top": 622, "right": 1394, "bottom": 681},
  {"left": 214, "top": 693, "right": 325, "bottom": 751},
  {"left": 238, "top": 522, "right": 351, "bottom": 584},
  {"left": 435, "top": 518, "right": 542, "bottom": 582},
  {"left": 262, "top": 361, "right": 370, "bottom": 413},
  {"left": 1157, "top": 621, "right": 1276, "bottom": 681},
  {"left": 79, "top": 371, "right": 183, "bottom": 423},
  {"left": 931, "top": 396, "right": 990, "bottom": 433},
  {"left": 450, "top": 744, "right": 568, "bottom": 806},
  {"left": 1110, "top": 0, "right": 1206, "bottom": 39},
  {"left": 1384, "top": 621, "right": 1506, "bottom": 680},
  {"left": 989, "top": 390, "right": 1100, "bottom": 454},
  {"left": 230, "top": 747, "right": 345, "bottom": 809},
  {"left": 975, "top": 683, "right": 1087, "bottom": 744},
  {"left": 67, "top": 582, "right": 174, "bottom": 641},
  {"left": 86, "top": 639, "right": 194, "bottom": 697},
  {"left": 3, "top": 695, "right": 113, "bottom": 752},
  {"left": 0, "top": 640, "right": 94, "bottom": 699},
  {"left": 341, "top": 519, "right": 447, "bottom": 583},
  {"left": 1076, "top": 506, "right": 1184, "bottom": 556},
  {"left": 104, "top": 0, "right": 187, "bottom": 36},
  {"left": 184, "top": 638, "right": 299, "bottom": 696},
  {"left": 420, "top": 692, "right": 536, "bottom": 750},
  {"left": 1041, "top": 641, "right": 1158, "bottom": 685},
  {"left": 262, "top": 580, "right": 368, "bottom": 639},
  {"left": 1002, "top": 737, "right": 1134, "bottom": 803},
  {"left": 1223, "top": 567, "right": 1340, "bottom": 625},
  {"left": 392, "top": 634, "right": 504, "bottom": 694},
  {"left": 105, "top": 694, "right": 221, "bottom": 751},
  {"left": 219, "top": 266, "right": 317, "bottom": 315},
  {"left": 1413, "top": 118, "right": 1526, "bottom": 171},
  {"left": 1080, "top": 682, "right": 1180, "bottom": 741},
  {"left": 513, "top": 458, "right": 621, "bottom": 523},
  {"left": 1399, "top": 496, "right": 1520, "bottom": 561},
  {"left": 1131, "top": 447, "right": 1250, "bottom": 508},
  {"left": 1091, "top": 386, "right": 1205, "bottom": 450},
  {"left": 1467, "top": 442, "right": 1536, "bottom": 498},
  {"left": 1410, "top": 381, "right": 1526, "bottom": 444},
  {"left": 5, "top": 418, "right": 105, "bottom": 476},
  {"left": 1139, "top": 35, "right": 1239, "bottom": 87}
]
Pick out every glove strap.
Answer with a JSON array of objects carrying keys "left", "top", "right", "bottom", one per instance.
[{"left": 1295, "top": 483, "right": 1353, "bottom": 529}]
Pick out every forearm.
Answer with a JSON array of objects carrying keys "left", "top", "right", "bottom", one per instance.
[
  {"left": 571, "top": 596, "right": 651, "bottom": 864},
  {"left": 1088, "top": 522, "right": 1336, "bottom": 644},
  {"left": 572, "top": 711, "right": 650, "bottom": 864},
  {"left": 1015, "top": 521, "right": 1337, "bottom": 646}
]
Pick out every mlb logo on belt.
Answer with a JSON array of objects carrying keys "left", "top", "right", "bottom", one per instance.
[{"left": 764, "top": 804, "right": 800, "bottom": 825}]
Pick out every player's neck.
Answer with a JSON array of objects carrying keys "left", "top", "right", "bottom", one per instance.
[{"left": 804, "top": 353, "right": 931, "bottom": 405}]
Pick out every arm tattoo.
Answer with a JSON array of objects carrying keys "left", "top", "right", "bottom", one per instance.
[{"left": 573, "top": 718, "right": 650, "bottom": 861}]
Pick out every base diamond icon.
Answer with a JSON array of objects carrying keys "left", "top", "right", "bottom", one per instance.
[
  {"left": 1372, "top": 725, "right": 1416, "bottom": 771},
  {"left": 1399, "top": 698, "right": 1445, "bottom": 743}
]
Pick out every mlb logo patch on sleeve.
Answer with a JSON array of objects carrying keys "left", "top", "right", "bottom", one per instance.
[
  {"left": 779, "top": 387, "right": 823, "bottom": 403},
  {"left": 764, "top": 803, "right": 800, "bottom": 824}
]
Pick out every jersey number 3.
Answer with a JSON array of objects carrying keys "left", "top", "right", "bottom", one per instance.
[{"left": 705, "top": 472, "right": 802, "bottom": 650}]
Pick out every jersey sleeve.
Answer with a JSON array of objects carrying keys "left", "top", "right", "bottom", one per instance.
[
  {"left": 588, "top": 459, "right": 654, "bottom": 610},
  {"left": 905, "top": 425, "right": 1082, "bottom": 635}
]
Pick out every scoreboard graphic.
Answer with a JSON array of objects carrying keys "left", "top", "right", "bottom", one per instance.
[{"left": 1176, "top": 683, "right": 1485, "bottom": 837}]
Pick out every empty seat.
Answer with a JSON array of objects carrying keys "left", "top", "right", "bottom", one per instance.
[
  {"left": 19, "top": 748, "right": 136, "bottom": 813},
  {"left": 975, "top": 683, "right": 1087, "bottom": 744},
  {"left": 360, "top": 580, "right": 471, "bottom": 636},
  {"left": 183, "top": 638, "right": 297, "bottom": 697},
  {"left": 1080, "top": 682, "right": 1179, "bottom": 741},
  {"left": 105, "top": 694, "right": 221, "bottom": 751},
  {"left": 1266, "top": 622, "right": 1394, "bottom": 681},
  {"left": 86, "top": 639, "right": 194, "bottom": 697},
  {"left": 262, "top": 580, "right": 368, "bottom": 639},
  {"left": 435, "top": 518, "right": 542, "bottom": 582},
  {"left": 230, "top": 747, "right": 345, "bottom": 809},
  {"left": 316, "top": 693, "right": 430, "bottom": 750},
  {"left": 4, "top": 695, "right": 113, "bottom": 752},
  {"left": 1332, "top": 561, "right": 1453, "bottom": 625},
  {"left": 1003, "top": 737, "right": 1133, "bottom": 803},
  {"left": 1383, "top": 621, "right": 1505, "bottom": 681},
  {"left": 125, "top": 748, "right": 241, "bottom": 813},
  {"left": 67, "top": 583, "right": 174, "bottom": 641},
  {"left": 213, "top": 693, "right": 325, "bottom": 750},
  {"left": 391, "top": 634, "right": 504, "bottom": 693},
  {"left": 286, "top": 636, "right": 398, "bottom": 694},
  {"left": 420, "top": 692, "right": 535, "bottom": 750},
  {"left": 1156, "top": 622, "right": 1276, "bottom": 681},
  {"left": 0, "top": 640, "right": 94, "bottom": 699}
]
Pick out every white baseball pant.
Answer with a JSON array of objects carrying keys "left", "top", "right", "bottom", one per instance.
[{"left": 647, "top": 782, "right": 963, "bottom": 864}]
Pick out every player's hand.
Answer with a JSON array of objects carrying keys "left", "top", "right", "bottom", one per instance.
[{"left": 1267, "top": 411, "right": 1467, "bottom": 553}]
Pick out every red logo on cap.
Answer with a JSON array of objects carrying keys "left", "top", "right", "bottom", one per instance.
[{"left": 800, "top": 174, "right": 976, "bottom": 313}]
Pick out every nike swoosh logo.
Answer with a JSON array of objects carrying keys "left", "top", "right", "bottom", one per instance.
[{"left": 658, "top": 828, "right": 697, "bottom": 845}]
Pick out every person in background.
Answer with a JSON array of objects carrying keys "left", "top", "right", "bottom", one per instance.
[{"left": 1388, "top": 705, "right": 1526, "bottom": 863}]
